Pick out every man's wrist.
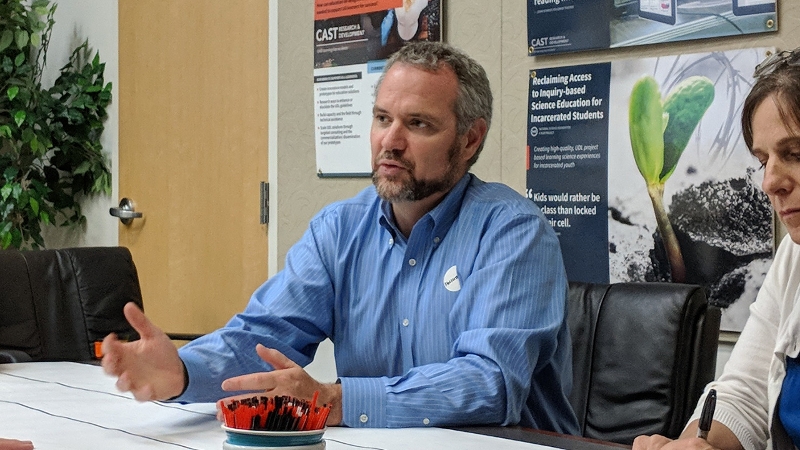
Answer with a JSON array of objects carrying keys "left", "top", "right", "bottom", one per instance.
[
  {"left": 323, "top": 382, "right": 343, "bottom": 426},
  {"left": 166, "top": 360, "right": 189, "bottom": 401}
]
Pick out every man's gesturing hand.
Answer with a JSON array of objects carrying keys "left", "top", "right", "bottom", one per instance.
[
  {"left": 220, "top": 344, "right": 343, "bottom": 426},
  {"left": 101, "top": 302, "right": 187, "bottom": 401}
]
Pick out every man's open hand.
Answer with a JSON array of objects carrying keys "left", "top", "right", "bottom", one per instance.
[
  {"left": 101, "top": 302, "right": 186, "bottom": 401},
  {"left": 219, "top": 344, "right": 343, "bottom": 425}
]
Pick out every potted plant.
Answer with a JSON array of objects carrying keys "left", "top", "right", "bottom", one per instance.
[{"left": 0, "top": 0, "right": 112, "bottom": 249}]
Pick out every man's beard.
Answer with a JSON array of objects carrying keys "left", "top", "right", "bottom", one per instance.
[{"left": 372, "top": 140, "right": 463, "bottom": 202}]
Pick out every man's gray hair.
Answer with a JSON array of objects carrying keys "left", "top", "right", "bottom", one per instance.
[{"left": 375, "top": 41, "right": 493, "bottom": 167}]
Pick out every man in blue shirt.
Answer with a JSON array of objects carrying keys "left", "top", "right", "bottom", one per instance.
[{"left": 102, "top": 41, "right": 579, "bottom": 433}]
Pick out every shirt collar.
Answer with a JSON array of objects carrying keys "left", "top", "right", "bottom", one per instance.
[{"left": 378, "top": 173, "right": 472, "bottom": 240}]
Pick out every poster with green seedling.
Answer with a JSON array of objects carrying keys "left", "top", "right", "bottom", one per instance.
[
  {"left": 527, "top": 48, "right": 774, "bottom": 332},
  {"left": 629, "top": 74, "right": 715, "bottom": 283}
]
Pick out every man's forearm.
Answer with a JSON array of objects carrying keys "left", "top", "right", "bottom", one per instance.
[{"left": 337, "top": 361, "right": 509, "bottom": 428}]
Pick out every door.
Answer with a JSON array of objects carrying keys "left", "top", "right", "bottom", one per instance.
[{"left": 118, "top": 0, "right": 269, "bottom": 335}]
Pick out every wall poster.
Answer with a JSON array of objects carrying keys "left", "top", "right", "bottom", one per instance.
[
  {"left": 527, "top": 0, "right": 777, "bottom": 56},
  {"left": 313, "top": 0, "right": 442, "bottom": 177},
  {"left": 526, "top": 48, "right": 775, "bottom": 332}
]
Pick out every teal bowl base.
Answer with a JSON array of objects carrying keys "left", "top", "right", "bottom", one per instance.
[{"left": 222, "top": 440, "right": 325, "bottom": 450}]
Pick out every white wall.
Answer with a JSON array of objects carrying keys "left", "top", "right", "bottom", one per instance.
[{"left": 41, "top": 0, "right": 118, "bottom": 248}]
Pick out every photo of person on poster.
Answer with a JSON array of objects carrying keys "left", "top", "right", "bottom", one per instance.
[{"left": 314, "top": 0, "right": 441, "bottom": 68}]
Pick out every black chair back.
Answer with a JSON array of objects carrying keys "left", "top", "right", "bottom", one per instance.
[
  {"left": 0, "top": 247, "right": 143, "bottom": 362},
  {"left": 567, "top": 282, "right": 720, "bottom": 445}
]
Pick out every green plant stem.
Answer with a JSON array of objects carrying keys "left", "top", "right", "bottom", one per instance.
[{"left": 647, "top": 183, "right": 686, "bottom": 283}]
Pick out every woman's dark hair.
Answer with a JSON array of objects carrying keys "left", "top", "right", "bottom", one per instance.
[{"left": 742, "top": 50, "right": 800, "bottom": 151}]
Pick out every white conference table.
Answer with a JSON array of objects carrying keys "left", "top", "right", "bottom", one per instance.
[{"left": 0, "top": 362, "right": 581, "bottom": 450}]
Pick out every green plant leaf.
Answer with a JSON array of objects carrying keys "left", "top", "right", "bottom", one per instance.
[
  {"left": 1, "top": 55, "right": 12, "bottom": 72},
  {"left": 3, "top": 167, "right": 18, "bottom": 182},
  {"left": 30, "top": 136, "right": 40, "bottom": 153},
  {"left": 93, "top": 171, "right": 111, "bottom": 194},
  {"left": 0, "top": 31, "right": 12, "bottom": 52},
  {"left": 0, "top": 1, "right": 113, "bottom": 249},
  {"left": 30, "top": 179, "right": 47, "bottom": 195},
  {"left": 74, "top": 161, "right": 91, "bottom": 175},
  {"left": 7, "top": 86, "right": 19, "bottom": 101},
  {"left": 21, "top": 128, "right": 35, "bottom": 143},
  {"left": 11, "top": 184, "right": 22, "bottom": 200},
  {"left": 1, "top": 230, "right": 11, "bottom": 250},
  {"left": 66, "top": 108, "right": 83, "bottom": 123},
  {"left": 17, "top": 190, "right": 28, "bottom": 208},
  {"left": 15, "top": 30, "right": 29, "bottom": 49},
  {"left": 32, "top": 231, "right": 44, "bottom": 249},
  {"left": 15, "top": 86, "right": 32, "bottom": 105},
  {"left": 659, "top": 76, "right": 715, "bottom": 182},
  {"left": 11, "top": 230, "right": 23, "bottom": 249},
  {"left": 628, "top": 75, "right": 666, "bottom": 184},
  {"left": 14, "top": 110, "right": 26, "bottom": 127},
  {"left": 0, "top": 203, "right": 13, "bottom": 222}
]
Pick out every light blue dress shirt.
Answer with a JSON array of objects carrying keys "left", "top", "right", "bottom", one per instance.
[{"left": 178, "top": 173, "right": 578, "bottom": 433}]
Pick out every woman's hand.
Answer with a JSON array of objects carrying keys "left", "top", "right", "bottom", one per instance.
[{"left": 0, "top": 438, "right": 34, "bottom": 450}]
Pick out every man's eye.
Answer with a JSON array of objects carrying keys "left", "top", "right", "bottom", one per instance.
[{"left": 410, "top": 120, "right": 428, "bottom": 128}]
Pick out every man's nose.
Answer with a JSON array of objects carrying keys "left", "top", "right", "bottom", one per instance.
[{"left": 381, "top": 122, "right": 407, "bottom": 152}]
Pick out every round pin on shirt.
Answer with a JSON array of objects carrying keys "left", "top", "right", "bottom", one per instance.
[{"left": 443, "top": 265, "right": 461, "bottom": 292}]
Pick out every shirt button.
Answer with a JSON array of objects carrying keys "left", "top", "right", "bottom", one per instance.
[
  {"left": 360, "top": 414, "right": 369, "bottom": 423},
  {"left": 433, "top": 237, "right": 440, "bottom": 244},
  {"left": 423, "top": 418, "right": 430, "bottom": 425},
  {"left": 389, "top": 238, "right": 394, "bottom": 246},
  {"left": 402, "top": 319, "right": 409, "bottom": 327},
  {"left": 408, "top": 258, "right": 416, "bottom": 266}
]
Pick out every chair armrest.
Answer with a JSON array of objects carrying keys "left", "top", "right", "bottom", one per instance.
[{"left": 0, "top": 350, "right": 33, "bottom": 363}]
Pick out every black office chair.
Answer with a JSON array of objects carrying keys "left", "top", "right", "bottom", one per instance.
[
  {"left": 0, "top": 247, "right": 144, "bottom": 362},
  {"left": 567, "top": 281, "right": 721, "bottom": 445}
]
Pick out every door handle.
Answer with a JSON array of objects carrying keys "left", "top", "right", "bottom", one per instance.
[{"left": 110, "top": 198, "right": 143, "bottom": 225}]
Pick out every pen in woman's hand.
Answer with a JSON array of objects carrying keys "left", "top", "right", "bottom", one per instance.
[{"left": 697, "top": 389, "right": 717, "bottom": 440}]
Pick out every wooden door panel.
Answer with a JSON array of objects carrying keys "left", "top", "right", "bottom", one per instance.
[{"left": 118, "top": 0, "right": 268, "bottom": 334}]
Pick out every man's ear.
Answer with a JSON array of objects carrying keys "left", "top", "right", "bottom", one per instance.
[{"left": 460, "top": 118, "right": 488, "bottom": 163}]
